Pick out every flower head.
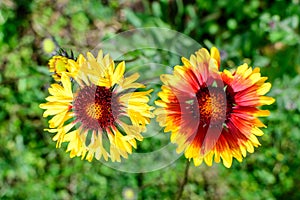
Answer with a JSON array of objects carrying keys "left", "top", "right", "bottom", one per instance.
[
  {"left": 48, "top": 55, "right": 80, "bottom": 82},
  {"left": 40, "top": 50, "right": 154, "bottom": 162},
  {"left": 155, "top": 47, "right": 275, "bottom": 168}
]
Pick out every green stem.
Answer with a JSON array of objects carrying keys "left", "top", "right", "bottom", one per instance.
[{"left": 176, "top": 160, "right": 190, "bottom": 200}]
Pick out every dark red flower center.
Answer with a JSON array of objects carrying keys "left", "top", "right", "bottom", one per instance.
[
  {"left": 73, "top": 85, "right": 118, "bottom": 130},
  {"left": 196, "top": 86, "right": 232, "bottom": 126}
]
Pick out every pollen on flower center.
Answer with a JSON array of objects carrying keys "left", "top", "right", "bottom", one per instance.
[
  {"left": 86, "top": 103, "right": 103, "bottom": 119},
  {"left": 196, "top": 87, "right": 227, "bottom": 126},
  {"left": 74, "top": 84, "right": 117, "bottom": 130}
]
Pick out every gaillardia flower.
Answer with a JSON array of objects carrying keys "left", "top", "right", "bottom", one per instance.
[
  {"left": 40, "top": 50, "right": 154, "bottom": 162},
  {"left": 155, "top": 47, "right": 275, "bottom": 168},
  {"left": 48, "top": 53, "right": 79, "bottom": 82}
]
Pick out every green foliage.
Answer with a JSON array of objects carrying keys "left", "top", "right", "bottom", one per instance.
[{"left": 0, "top": 0, "right": 299, "bottom": 199}]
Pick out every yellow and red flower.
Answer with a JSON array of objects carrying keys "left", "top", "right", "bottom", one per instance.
[
  {"left": 40, "top": 50, "right": 154, "bottom": 162},
  {"left": 155, "top": 47, "right": 275, "bottom": 168}
]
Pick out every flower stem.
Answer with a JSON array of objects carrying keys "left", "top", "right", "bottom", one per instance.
[{"left": 176, "top": 160, "right": 190, "bottom": 200}]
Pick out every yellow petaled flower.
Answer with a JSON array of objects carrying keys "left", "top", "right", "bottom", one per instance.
[
  {"left": 40, "top": 50, "right": 154, "bottom": 162},
  {"left": 48, "top": 55, "right": 79, "bottom": 81},
  {"left": 155, "top": 47, "right": 275, "bottom": 168}
]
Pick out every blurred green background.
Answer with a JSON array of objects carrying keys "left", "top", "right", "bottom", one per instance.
[{"left": 0, "top": 0, "right": 300, "bottom": 199}]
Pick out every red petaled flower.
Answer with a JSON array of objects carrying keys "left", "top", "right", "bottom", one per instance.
[{"left": 155, "top": 47, "right": 275, "bottom": 168}]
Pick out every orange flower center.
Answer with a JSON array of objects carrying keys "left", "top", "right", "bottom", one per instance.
[
  {"left": 74, "top": 85, "right": 118, "bottom": 130},
  {"left": 196, "top": 87, "right": 227, "bottom": 126},
  {"left": 86, "top": 103, "right": 103, "bottom": 119}
]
